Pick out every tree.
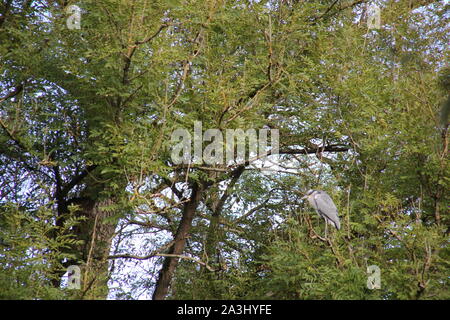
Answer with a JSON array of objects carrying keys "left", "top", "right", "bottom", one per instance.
[{"left": 1, "top": 0, "right": 447, "bottom": 300}]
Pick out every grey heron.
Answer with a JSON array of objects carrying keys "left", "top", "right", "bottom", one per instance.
[{"left": 302, "top": 189, "right": 340, "bottom": 237}]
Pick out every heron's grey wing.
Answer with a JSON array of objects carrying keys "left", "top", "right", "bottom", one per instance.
[
  {"left": 313, "top": 192, "right": 340, "bottom": 228},
  {"left": 315, "top": 192, "right": 338, "bottom": 212}
]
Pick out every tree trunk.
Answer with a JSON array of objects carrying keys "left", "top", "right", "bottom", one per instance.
[
  {"left": 55, "top": 196, "right": 117, "bottom": 299},
  {"left": 204, "top": 211, "right": 221, "bottom": 267},
  {"left": 152, "top": 182, "right": 203, "bottom": 300},
  {"left": 75, "top": 197, "right": 117, "bottom": 299}
]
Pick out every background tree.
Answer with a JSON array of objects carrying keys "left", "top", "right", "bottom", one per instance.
[{"left": 0, "top": 0, "right": 448, "bottom": 300}]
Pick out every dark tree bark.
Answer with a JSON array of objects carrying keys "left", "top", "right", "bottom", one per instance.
[
  {"left": 50, "top": 163, "right": 120, "bottom": 299},
  {"left": 73, "top": 197, "right": 117, "bottom": 299},
  {"left": 152, "top": 182, "right": 203, "bottom": 300},
  {"left": 51, "top": 194, "right": 117, "bottom": 299}
]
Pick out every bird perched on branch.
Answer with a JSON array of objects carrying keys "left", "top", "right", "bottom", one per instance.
[{"left": 302, "top": 189, "right": 340, "bottom": 237}]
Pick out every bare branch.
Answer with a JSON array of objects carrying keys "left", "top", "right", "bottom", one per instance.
[
  {"left": 155, "top": 253, "right": 216, "bottom": 272},
  {"left": 108, "top": 240, "right": 175, "bottom": 261}
]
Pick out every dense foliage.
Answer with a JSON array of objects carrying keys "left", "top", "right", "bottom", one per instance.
[{"left": 0, "top": 0, "right": 448, "bottom": 300}]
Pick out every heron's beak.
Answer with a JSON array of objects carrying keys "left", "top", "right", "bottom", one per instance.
[{"left": 301, "top": 195, "right": 307, "bottom": 200}]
